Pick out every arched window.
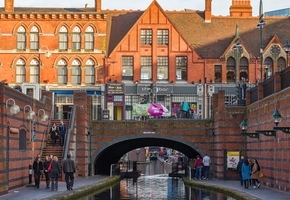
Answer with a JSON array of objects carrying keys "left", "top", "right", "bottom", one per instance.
[
  {"left": 17, "top": 26, "right": 26, "bottom": 50},
  {"left": 277, "top": 57, "right": 286, "bottom": 71},
  {"left": 16, "top": 59, "right": 26, "bottom": 83},
  {"left": 30, "top": 59, "right": 39, "bottom": 83},
  {"left": 226, "top": 57, "right": 236, "bottom": 83},
  {"left": 30, "top": 26, "right": 39, "bottom": 50},
  {"left": 85, "top": 59, "right": 95, "bottom": 84},
  {"left": 57, "top": 59, "right": 67, "bottom": 84},
  {"left": 71, "top": 59, "right": 81, "bottom": 84},
  {"left": 264, "top": 57, "right": 273, "bottom": 79},
  {"left": 72, "top": 26, "right": 81, "bottom": 51},
  {"left": 59, "top": 26, "right": 68, "bottom": 51},
  {"left": 85, "top": 26, "right": 94, "bottom": 51},
  {"left": 240, "top": 57, "right": 248, "bottom": 81}
]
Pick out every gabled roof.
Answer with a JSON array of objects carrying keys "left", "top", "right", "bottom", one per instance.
[{"left": 106, "top": 4, "right": 290, "bottom": 59}]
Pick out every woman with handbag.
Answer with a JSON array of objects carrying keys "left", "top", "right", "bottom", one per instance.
[{"left": 251, "top": 159, "right": 261, "bottom": 188}]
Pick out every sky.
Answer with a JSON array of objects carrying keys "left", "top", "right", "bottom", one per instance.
[{"left": 0, "top": 0, "right": 289, "bottom": 16}]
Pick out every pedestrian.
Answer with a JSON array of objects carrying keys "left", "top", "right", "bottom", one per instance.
[
  {"left": 188, "top": 158, "right": 195, "bottom": 179},
  {"left": 58, "top": 120, "right": 66, "bottom": 147},
  {"left": 43, "top": 155, "right": 51, "bottom": 189},
  {"left": 62, "top": 154, "right": 76, "bottom": 191},
  {"left": 49, "top": 123, "right": 58, "bottom": 146},
  {"left": 202, "top": 154, "right": 211, "bottom": 180},
  {"left": 242, "top": 158, "right": 251, "bottom": 189},
  {"left": 194, "top": 155, "right": 203, "bottom": 180},
  {"left": 251, "top": 159, "right": 261, "bottom": 188},
  {"left": 32, "top": 155, "right": 43, "bottom": 188},
  {"left": 50, "top": 156, "right": 61, "bottom": 191},
  {"left": 237, "top": 156, "right": 245, "bottom": 186}
]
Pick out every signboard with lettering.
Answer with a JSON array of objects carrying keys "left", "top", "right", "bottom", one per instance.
[{"left": 106, "top": 83, "right": 124, "bottom": 94}]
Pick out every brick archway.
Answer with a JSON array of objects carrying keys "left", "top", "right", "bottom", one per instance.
[{"left": 91, "top": 134, "right": 206, "bottom": 175}]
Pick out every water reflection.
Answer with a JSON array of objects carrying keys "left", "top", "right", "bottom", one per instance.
[{"left": 80, "top": 161, "right": 236, "bottom": 200}]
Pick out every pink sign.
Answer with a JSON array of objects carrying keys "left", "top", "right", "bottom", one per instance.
[{"left": 148, "top": 103, "right": 164, "bottom": 116}]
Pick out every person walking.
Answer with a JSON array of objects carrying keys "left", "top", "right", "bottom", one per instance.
[
  {"left": 251, "top": 159, "right": 261, "bottom": 188},
  {"left": 237, "top": 156, "right": 245, "bottom": 186},
  {"left": 58, "top": 120, "right": 66, "bottom": 147},
  {"left": 43, "top": 155, "right": 51, "bottom": 189},
  {"left": 50, "top": 156, "right": 61, "bottom": 191},
  {"left": 49, "top": 123, "right": 58, "bottom": 146},
  {"left": 32, "top": 155, "right": 43, "bottom": 188},
  {"left": 194, "top": 155, "right": 203, "bottom": 180},
  {"left": 242, "top": 158, "right": 251, "bottom": 189},
  {"left": 202, "top": 154, "right": 211, "bottom": 180},
  {"left": 62, "top": 154, "right": 76, "bottom": 190}
]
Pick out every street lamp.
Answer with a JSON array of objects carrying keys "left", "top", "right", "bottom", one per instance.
[
  {"left": 283, "top": 41, "right": 290, "bottom": 69},
  {"left": 264, "top": 61, "right": 270, "bottom": 79},
  {"left": 233, "top": 41, "right": 243, "bottom": 83},
  {"left": 257, "top": 0, "right": 266, "bottom": 82},
  {"left": 37, "top": 109, "right": 49, "bottom": 122},
  {"left": 272, "top": 108, "right": 290, "bottom": 133},
  {"left": 239, "top": 119, "right": 259, "bottom": 138},
  {"left": 5, "top": 98, "right": 20, "bottom": 115}
]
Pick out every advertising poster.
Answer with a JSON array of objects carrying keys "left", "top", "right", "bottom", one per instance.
[{"left": 227, "top": 151, "right": 240, "bottom": 169}]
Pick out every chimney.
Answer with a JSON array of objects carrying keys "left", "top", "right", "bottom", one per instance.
[
  {"left": 205, "top": 0, "right": 212, "bottom": 23},
  {"left": 230, "top": 0, "right": 252, "bottom": 17},
  {"left": 95, "top": 0, "right": 101, "bottom": 12},
  {"left": 5, "top": 0, "right": 14, "bottom": 12}
]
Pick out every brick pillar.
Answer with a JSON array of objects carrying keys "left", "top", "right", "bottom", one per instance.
[
  {"left": 4, "top": 0, "right": 14, "bottom": 12},
  {"left": 73, "top": 91, "right": 90, "bottom": 176}
]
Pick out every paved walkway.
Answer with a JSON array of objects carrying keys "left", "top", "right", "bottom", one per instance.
[{"left": 1, "top": 176, "right": 289, "bottom": 200}]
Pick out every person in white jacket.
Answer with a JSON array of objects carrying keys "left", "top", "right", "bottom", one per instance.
[{"left": 202, "top": 155, "right": 211, "bottom": 180}]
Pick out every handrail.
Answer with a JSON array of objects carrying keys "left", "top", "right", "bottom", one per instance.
[{"left": 62, "top": 105, "right": 76, "bottom": 160}]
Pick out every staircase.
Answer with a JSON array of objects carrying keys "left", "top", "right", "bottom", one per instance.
[{"left": 41, "top": 119, "right": 70, "bottom": 180}]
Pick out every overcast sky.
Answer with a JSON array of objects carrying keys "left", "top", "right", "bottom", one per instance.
[{"left": 0, "top": 0, "right": 289, "bottom": 16}]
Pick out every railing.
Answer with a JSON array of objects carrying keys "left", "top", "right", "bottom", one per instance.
[
  {"left": 62, "top": 105, "right": 76, "bottom": 160},
  {"left": 263, "top": 76, "right": 275, "bottom": 98}
]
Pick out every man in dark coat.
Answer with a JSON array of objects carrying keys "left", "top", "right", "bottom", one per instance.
[
  {"left": 62, "top": 154, "right": 76, "bottom": 190},
  {"left": 237, "top": 156, "right": 245, "bottom": 186},
  {"left": 58, "top": 120, "right": 66, "bottom": 147}
]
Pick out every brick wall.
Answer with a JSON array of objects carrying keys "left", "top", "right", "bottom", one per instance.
[{"left": 0, "top": 83, "right": 52, "bottom": 195}]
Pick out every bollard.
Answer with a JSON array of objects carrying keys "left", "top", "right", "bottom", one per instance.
[
  {"left": 29, "top": 164, "right": 32, "bottom": 184},
  {"left": 133, "top": 161, "right": 137, "bottom": 171}
]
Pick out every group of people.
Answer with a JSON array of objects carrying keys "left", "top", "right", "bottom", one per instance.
[
  {"left": 49, "top": 120, "right": 67, "bottom": 146},
  {"left": 32, "top": 153, "right": 76, "bottom": 191},
  {"left": 189, "top": 154, "right": 211, "bottom": 180},
  {"left": 237, "top": 156, "right": 261, "bottom": 189}
]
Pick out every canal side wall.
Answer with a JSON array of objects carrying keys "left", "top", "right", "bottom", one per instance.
[{"left": 0, "top": 83, "right": 52, "bottom": 195}]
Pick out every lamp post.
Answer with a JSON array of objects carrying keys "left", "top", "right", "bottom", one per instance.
[
  {"left": 239, "top": 119, "right": 259, "bottom": 138},
  {"left": 233, "top": 41, "right": 243, "bottom": 83},
  {"left": 5, "top": 98, "right": 20, "bottom": 115},
  {"left": 283, "top": 41, "right": 290, "bottom": 69},
  {"left": 264, "top": 61, "right": 270, "bottom": 79},
  {"left": 87, "top": 131, "right": 92, "bottom": 176},
  {"left": 136, "top": 148, "right": 140, "bottom": 162},
  {"left": 272, "top": 108, "right": 290, "bottom": 133},
  {"left": 257, "top": 0, "right": 266, "bottom": 82}
]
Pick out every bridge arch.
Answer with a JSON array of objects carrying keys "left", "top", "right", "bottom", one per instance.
[{"left": 91, "top": 134, "right": 206, "bottom": 175}]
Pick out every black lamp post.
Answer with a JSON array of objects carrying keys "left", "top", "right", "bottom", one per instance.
[
  {"left": 257, "top": 0, "right": 266, "bottom": 82},
  {"left": 283, "top": 41, "right": 290, "bottom": 69},
  {"left": 264, "top": 61, "right": 270, "bottom": 79}
]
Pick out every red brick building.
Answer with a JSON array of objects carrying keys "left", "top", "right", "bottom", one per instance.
[{"left": 0, "top": 0, "right": 289, "bottom": 120}]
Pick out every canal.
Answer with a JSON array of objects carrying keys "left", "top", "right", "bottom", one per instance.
[{"left": 81, "top": 160, "right": 236, "bottom": 200}]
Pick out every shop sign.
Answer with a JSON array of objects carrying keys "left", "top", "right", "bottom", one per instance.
[{"left": 107, "top": 83, "right": 124, "bottom": 94}]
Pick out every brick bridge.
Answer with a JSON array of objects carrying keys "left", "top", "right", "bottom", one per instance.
[{"left": 90, "top": 119, "right": 214, "bottom": 174}]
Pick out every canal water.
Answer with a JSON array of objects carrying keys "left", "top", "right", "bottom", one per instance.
[{"left": 80, "top": 161, "right": 236, "bottom": 200}]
